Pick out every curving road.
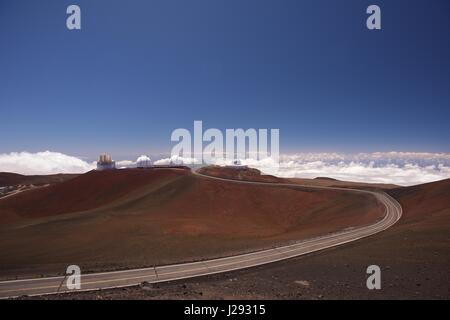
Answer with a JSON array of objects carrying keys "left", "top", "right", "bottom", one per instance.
[{"left": 0, "top": 170, "right": 402, "bottom": 299}]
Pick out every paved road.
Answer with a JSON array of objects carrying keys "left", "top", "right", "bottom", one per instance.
[{"left": 0, "top": 170, "right": 402, "bottom": 299}]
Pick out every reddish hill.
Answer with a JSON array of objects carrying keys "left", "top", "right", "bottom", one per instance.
[
  {"left": 197, "top": 166, "right": 283, "bottom": 183},
  {"left": 0, "top": 172, "right": 78, "bottom": 187},
  {"left": 0, "top": 168, "right": 189, "bottom": 223},
  {"left": 21, "top": 177, "right": 450, "bottom": 300},
  {"left": 0, "top": 167, "right": 384, "bottom": 278},
  {"left": 0, "top": 173, "right": 28, "bottom": 186},
  {"left": 388, "top": 178, "right": 450, "bottom": 224}
]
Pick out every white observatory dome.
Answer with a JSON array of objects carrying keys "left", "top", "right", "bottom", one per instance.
[{"left": 136, "top": 155, "right": 152, "bottom": 168}]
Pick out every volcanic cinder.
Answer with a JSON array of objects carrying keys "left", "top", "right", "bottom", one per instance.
[
  {"left": 34, "top": 176, "right": 450, "bottom": 300},
  {"left": 0, "top": 167, "right": 383, "bottom": 279}
]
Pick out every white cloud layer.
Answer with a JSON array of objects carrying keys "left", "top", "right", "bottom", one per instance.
[
  {"left": 0, "top": 151, "right": 95, "bottom": 175},
  {"left": 115, "top": 160, "right": 136, "bottom": 168},
  {"left": 249, "top": 152, "right": 450, "bottom": 186},
  {"left": 1, "top": 151, "right": 449, "bottom": 186},
  {"left": 154, "top": 155, "right": 200, "bottom": 166}
]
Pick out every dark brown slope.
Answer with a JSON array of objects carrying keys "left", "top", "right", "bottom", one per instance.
[
  {"left": 289, "top": 177, "right": 398, "bottom": 190},
  {"left": 0, "top": 172, "right": 78, "bottom": 187}
]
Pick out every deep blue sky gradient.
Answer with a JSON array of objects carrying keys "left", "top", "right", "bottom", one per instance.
[{"left": 1, "top": 0, "right": 449, "bottom": 159}]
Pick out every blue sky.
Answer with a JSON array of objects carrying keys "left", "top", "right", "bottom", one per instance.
[{"left": 1, "top": 0, "right": 449, "bottom": 160}]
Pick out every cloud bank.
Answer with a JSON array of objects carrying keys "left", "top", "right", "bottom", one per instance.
[
  {"left": 250, "top": 152, "right": 450, "bottom": 186},
  {"left": 0, "top": 151, "right": 95, "bottom": 175},
  {"left": 155, "top": 152, "right": 450, "bottom": 186},
  {"left": 154, "top": 155, "right": 200, "bottom": 166},
  {"left": 1, "top": 151, "right": 449, "bottom": 186}
]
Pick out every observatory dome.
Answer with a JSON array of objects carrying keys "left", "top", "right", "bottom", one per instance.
[{"left": 137, "top": 155, "right": 152, "bottom": 168}]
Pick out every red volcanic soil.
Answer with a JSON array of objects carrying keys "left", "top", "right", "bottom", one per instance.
[
  {"left": 197, "top": 166, "right": 283, "bottom": 183},
  {"left": 388, "top": 178, "right": 450, "bottom": 224},
  {"left": 0, "top": 172, "right": 78, "bottom": 187},
  {"left": 40, "top": 178, "right": 450, "bottom": 300},
  {"left": 0, "top": 168, "right": 187, "bottom": 223},
  {"left": 0, "top": 167, "right": 384, "bottom": 279},
  {"left": 288, "top": 177, "right": 398, "bottom": 191}
]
